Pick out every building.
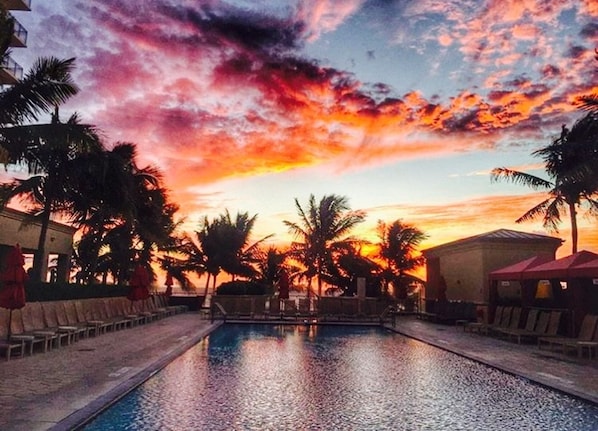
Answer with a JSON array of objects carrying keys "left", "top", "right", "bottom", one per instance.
[
  {"left": 422, "top": 229, "right": 563, "bottom": 308},
  {"left": 0, "top": 0, "right": 30, "bottom": 85},
  {"left": 0, "top": 207, "right": 76, "bottom": 282}
]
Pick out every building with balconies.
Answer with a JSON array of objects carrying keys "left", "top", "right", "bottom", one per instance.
[{"left": 0, "top": 0, "right": 30, "bottom": 85}]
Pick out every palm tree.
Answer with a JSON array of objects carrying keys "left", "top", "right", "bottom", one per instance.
[
  {"left": 252, "top": 246, "right": 287, "bottom": 288},
  {"left": 68, "top": 142, "right": 178, "bottom": 283},
  {"left": 492, "top": 114, "right": 598, "bottom": 253},
  {"left": 283, "top": 194, "right": 366, "bottom": 296},
  {"left": 0, "top": 110, "right": 102, "bottom": 281},
  {"left": 0, "top": 57, "right": 79, "bottom": 127},
  {"left": 376, "top": 219, "right": 427, "bottom": 298}
]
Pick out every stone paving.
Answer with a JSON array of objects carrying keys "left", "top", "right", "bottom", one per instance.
[
  {"left": 386, "top": 316, "right": 598, "bottom": 405},
  {"left": 0, "top": 313, "right": 596, "bottom": 431},
  {"left": 0, "top": 313, "right": 221, "bottom": 431}
]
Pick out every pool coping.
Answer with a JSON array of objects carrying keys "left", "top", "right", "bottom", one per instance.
[{"left": 50, "top": 321, "right": 223, "bottom": 431}]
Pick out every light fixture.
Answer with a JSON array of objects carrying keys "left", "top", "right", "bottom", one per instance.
[{"left": 535, "top": 279, "right": 553, "bottom": 299}]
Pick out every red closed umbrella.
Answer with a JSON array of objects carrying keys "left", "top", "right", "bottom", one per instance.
[
  {"left": 0, "top": 245, "right": 27, "bottom": 339},
  {"left": 164, "top": 273, "right": 173, "bottom": 297},
  {"left": 278, "top": 270, "right": 290, "bottom": 300},
  {"left": 127, "top": 264, "right": 151, "bottom": 302}
]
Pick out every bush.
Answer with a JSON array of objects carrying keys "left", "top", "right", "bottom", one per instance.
[
  {"left": 24, "top": 281, "right": 129, "bottom": 302},
  {"left": 216, "top": 280, "right": 272, "bottom": 296}
]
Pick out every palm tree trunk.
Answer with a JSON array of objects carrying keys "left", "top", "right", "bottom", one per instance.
[
  {"left": 32, "top": 203, "right": 52, "bottom": 282},
  {"left": 203, "top": 273, "right": 211, "bottom": 298},
  {"left": 569, "top": 202, "right": 578, "bottom": 253}
]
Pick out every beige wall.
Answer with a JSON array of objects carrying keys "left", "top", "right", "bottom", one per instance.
[{"left": 0, "top": 208, "right": 76, "bottom": 281}]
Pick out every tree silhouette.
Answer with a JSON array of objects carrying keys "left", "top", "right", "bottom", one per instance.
[
  {"left": 284, "top": 194, "right": 365, "bottom": 296},
  {"left": 492, "top": 114, "right": 598, "bottom": 253}
]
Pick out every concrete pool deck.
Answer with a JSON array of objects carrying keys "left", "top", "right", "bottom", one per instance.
[{"left": 0, "top": 313, "right": 596, "bottom": 430}]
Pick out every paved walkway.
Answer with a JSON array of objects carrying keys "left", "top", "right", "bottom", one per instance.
[
  {"left": 0, "top": 313, "right": 221, "bottom": 431},
  {"left": 0, "top": 313, "right": 596, "bottom": 431},
  {"left": 387, "top": 316, "right": 598, "bottom": 405}
]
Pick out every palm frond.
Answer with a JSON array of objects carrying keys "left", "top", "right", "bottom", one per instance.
[{"left": 491, "top": 167, "right": 552, "bottom": 190}]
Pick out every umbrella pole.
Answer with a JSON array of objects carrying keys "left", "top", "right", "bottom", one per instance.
[{"left": 7, "top": 309, "right": 12, "bottom": 340}]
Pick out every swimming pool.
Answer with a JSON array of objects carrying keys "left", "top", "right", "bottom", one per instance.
[{"left": 83, "top": 324, "right": 598, "bottom": 430}]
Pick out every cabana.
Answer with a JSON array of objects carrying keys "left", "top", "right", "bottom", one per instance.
[{"left": 489, "top": 251, "right": 598, "bottom": 336}]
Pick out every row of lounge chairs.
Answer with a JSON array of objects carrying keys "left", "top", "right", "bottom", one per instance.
[
  {"left": 0, "top": 295, "right": 186, "bottom": 360},
  {"left": 464, "top": 306, "right": 562, "bottom": 344},
  {"left": 211, "top": 296, "right": 393, "bottom": 322},
  {"left": 464, "top": 305, "right": 598, "bottom": 359}
]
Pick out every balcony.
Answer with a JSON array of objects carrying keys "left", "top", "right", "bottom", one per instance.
[
  {"left": 0, "top": 55, "right": 23, "bottom": 84},
  {"left": 10, "top": 15, "right": 27, "bottom": 47},
  {"left": 0, "top": 0, "right": 31, "bottom": 11}
]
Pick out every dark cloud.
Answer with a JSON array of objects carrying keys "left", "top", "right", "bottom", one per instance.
[
  {"left": 503, "top": 76, "right": 530, "bottom": 88},
  {"left": 580, "top": 22, "right": 598, "bottom": 39},
  {"left": 541, "top": 64, "right": 561, "bottom": 79},
  {"left": 157, "top": 4, "right": 306, "bottom": 55},
  {"left": 565, "top": 45, "right": 586, "bottom": 59}
]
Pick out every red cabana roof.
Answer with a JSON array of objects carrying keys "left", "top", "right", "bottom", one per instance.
[
  {"left": 567, "top": 257, "right": 598, "bottom": 279},
  {"left": 489, "top": 255, "right": 554, "bottom": 280},
  {"left": 521, "top": 250, "right": 598, "bottom": 280}
]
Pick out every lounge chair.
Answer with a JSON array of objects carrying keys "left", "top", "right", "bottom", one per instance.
[
  {"left": 538, "top": 314, "right": 598, "bottom": 355},
  {"left": 86, "top": 299, "right": 118, "bottom": 333},
  {"left": 577, "top": 321, "right": 598, "bottom": 359},
  {"left": 465, "top": 305, "right": 503, "bottom": 334},
  {"left": 495, "top": 308, "right": 540, "bottom": 344},
  {"left": 0, "top": 308, "right": 25, "bottom": 360},
  {"left": 55, "top": 300, "right": 89, "bottom": 341},
  {"left": 10, "top": 306, "right": 55, "bottom": 354},
  {"left": 73, "top": 299, "right": 105, "bottom": 336},
  {"left": 62, "top": 301, "right": 91, "bottom": 339},
  {"left": 480, "top": 306, "right": 512, "bottom": 335},
  {"left": 40, "top": 302, "right": 76, "bottom": 346},
  {"left": 151, "top": 295, "right": 176, "bottom": 318},
  {"left": 102, "top": 298, "right": 136, "bottom": 329},
  {"left": 492, "top": 307, "right": 522, "bottom": 338}
]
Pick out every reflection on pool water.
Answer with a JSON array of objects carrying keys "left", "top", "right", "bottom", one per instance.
[{"left": 84, "top": 324, "right": 598, "bottom": 430}]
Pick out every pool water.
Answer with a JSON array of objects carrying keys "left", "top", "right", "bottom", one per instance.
[{"left": 83, "top": 324, "right": 598, "bottom": 430}]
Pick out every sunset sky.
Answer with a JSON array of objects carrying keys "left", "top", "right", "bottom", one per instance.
[{"left": 7, "top": 0, "right": 598, "bottom": 259}]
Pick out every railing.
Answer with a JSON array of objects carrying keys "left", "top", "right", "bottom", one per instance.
[
  {"left": 379, "top": 305, "right": 397, "bottom": 326},
  {"left": 11, "top": 15, "right": 28, "bottom": 47},
  {"left": 1, "top": 55, "right": 23, "bottom": 82},
  {"left": 210, "top": 301, "right": 227, "bottom": 323}
]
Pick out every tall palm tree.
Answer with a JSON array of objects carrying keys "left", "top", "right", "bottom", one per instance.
[
  {"left": 376, "top": 219, "right": 427, "bottom": 298},
  {"left": 492, "top": 114, "right": 598, "bottom": 253},
  {"left": 283, "top": 194, "right": 366, "bottom": 296}
]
